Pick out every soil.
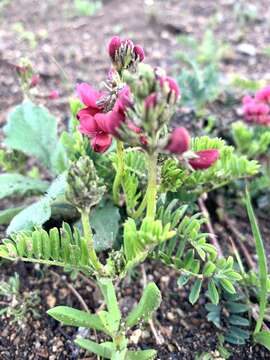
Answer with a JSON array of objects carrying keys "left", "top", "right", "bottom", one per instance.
[{"left": 0, "top": 0, "right": 270, "bottom": 359}]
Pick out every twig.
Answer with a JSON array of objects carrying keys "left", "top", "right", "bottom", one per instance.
[
  {"left": 198, "top": 196, "right": 223, "bottom": 257},
  {"left": 223, "top": 214, "right": 255, "bottom": 270},
  {"left": 50, "top": 270, "right": 89, "bottom": 313}
]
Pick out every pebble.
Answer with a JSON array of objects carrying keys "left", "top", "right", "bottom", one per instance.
[{"left": 237, "top": 43, "right": 257, "bottom": 56}]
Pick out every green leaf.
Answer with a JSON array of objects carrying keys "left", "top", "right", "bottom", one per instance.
[
  {"left": 75, "top": 338, "right": 114, "bottom": 358},
  {"left": 229, "top": 315, "right": 249, "bottom": 327},
  {"left": 177, "top": 274, "right": 191, "bottom": 287},
  {"left": 47, "top": 306, "right": 107, "bottom": 334},
  {"left": 0, "top": 173, "right": 48, "bottom": 199},
  {"left": 220, "top": 278, "right": 236, "bottom": 294},
  {"left": 4, "top": 100, "right": 59, "bottom": 171},
  {"left": 6, "top": 174, "right": 66, "bottom": 235},
  {"left": 50, "top": 142, "right": 68, "bottom": 174},
  {"left": 7, "top": 199, "right": 51, "bottom": 235},
  {"left": 126, "top": 349, "right": 157, "bottom": 360},
  {"left": 126, "top": 282, "right": 161, "bottom": 328},
  {"left": 98, "top": 278, "right": 121, "bottom": 333},
  {"left": 189, "top": 279, "right": 202, "bottom": 305},
  {"left": 254, "top": 330, "right": 270, "bottom": 351},
  {"left": 208, "top": 280, "right": 219, "bottom": 305},
  {"left": 246, "top": 188, "right": 268, "bottom": 335},
  {"left": 0, "top": 206, "right": 25, "bottom": 225},
  {"left": 90, "top": 203, "right": 120, "bottom": 252}
]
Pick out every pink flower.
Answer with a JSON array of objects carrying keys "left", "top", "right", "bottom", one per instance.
[
  {"left": 134, "top": 45, "right": 145, "bottom": 61},
  {"left": 255, "top": 85, "right": 270, "bottom": 103},
  {"left": 159, "top": 75, "right": 180, "bottom": 103},
  {"left": 76, "top": 83, "right": 130, "bottom": 152},
  {"left": 30, "top": 74, "right": 40, "bottom": 88},
  {"left": 48, "top": 90, "right": 59, "bottom": 100},
  {"left": 107, "top": 36, "right": 144, "bottom": 64},
  {"left": 189, "top": 149, "right": 219, "bottom": 170},
  {"left": 144, "top": 93, "right": 157, "bottom": 109},
  {"left": 166, "top": 127, "right": 190, "bottom": 154},
  {"left": 108, "top": 36, "right": 122, "bottom": 61}
]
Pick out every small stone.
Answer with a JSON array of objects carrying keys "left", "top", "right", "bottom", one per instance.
[
  {"left": 130, "top": 329, "right": 142, "bottom": 344},
  {"left": 237, "top": 43, "right": 257, "bottom": 56},
  {"left": 46, "top": 294, "right": 56, "bottom": 308}
]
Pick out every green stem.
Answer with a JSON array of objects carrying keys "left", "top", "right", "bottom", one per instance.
[
  {"left": 146, "top": 152, "right": 158, "bottom": 219},
  {"left": 113, "top": 140, "right": 125, "bottom": 205},
  {"left": 130, "top": 192, "right": 148, "bottom": 219},
  {"left": 81, "top": 209, "right": 104, "bottom": 274}
]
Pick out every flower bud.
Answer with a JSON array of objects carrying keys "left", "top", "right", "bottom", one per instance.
[
  {"left": 30, "top": 74, "right": 40, "bottom": 88},
  {"left": 107, "top": 36, "right": 144, "bottom": 72},
  {"left": 108, "top": 36, "right": 121, "bottom": 61},
  {"left": 66, "top": 156, "right": 105, "bottom": 211},
  {"left": 159, "top": 75, "right": 180, "bottom": 104},
  {"left": 166, "top": 127, "right": 190, "bottom": 154},
  {"left": 189, "top": 149, "right": 219, "bottom": 170},
  {"left": 144, "top": 93, "right": 157, "bottom": 109},
  {"left": 134, "top": 45, "right": 145, "bottom": 62},
  {"left": 48, "top": 90, "right": 59, "bottom": 100}
]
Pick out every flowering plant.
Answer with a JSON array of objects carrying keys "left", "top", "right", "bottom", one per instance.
[{"left": 0, "top": 37, "right": 261, "bottom": 358}]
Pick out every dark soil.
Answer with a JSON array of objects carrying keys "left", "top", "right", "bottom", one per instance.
[{"left": 0, "top": 0, "right": 270, "bottom": 359}]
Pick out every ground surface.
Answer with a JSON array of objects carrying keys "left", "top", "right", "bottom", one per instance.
[{"left": 0, "top": 0, "right": 270, "bottom": 359}]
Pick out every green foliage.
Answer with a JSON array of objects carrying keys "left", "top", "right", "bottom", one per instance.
[
  {"left": 206, "top": 292, "right": 250, "bottom": 345},
  {"left": 3, "top": 100, "right": 68, "bottom": 174},
  {"left": 0, "top": 273, "right": 40, "bottom": 323},
  {"left": 112, "top": 149, "right": 146, "bottom": 213},
  {"left": 73, "top": 0, "right": 102, "bottom": 16},
  {"left": 48, "top": 279, "right": 159, "bottom": 359},
  {"left": 123, "top": 217, "right": 175, "bottom": 272},
  {"left": 0, "top": 222, "right": 94, "bottom": 272},
  {"left": 0, "top": 206, "right": 25, "bottom": 225},
  {"left": 0, "top": 173, "right": 48, "bottom": 200},
  {"left": 176, "top": 61, "right": 220, "bottom": 110},
  {"left": 161, "top": 136, "right": 259, "bottom": 197},
  {"left": 154, "top": 200, "right": 241, "bottom": 304},
  {"left": 246, "top": 189, "right": 268, "bottom": 336},
  {"left": 0, "top": 149, "right": 27, "bottom": 173},
  {"left": 90, "top": 203, "right": 120, "bottom": 252},
  {"left": 126, "top": 282, "right": 161, "bottom": 328},
  {"left": 175, "top": 30, "right": 229, "bottom": 110},
  {"left": 254, "top": 331, "right": 270, "bottom": 351},
  {"left": 230, "top": 76, "right": 264, "bottom": 92},
  {"left": 232, "top": 121, "right": 270, "bottom": 158},
  {"left": 6, "top": 173, "right": 67, "bottom": 235}
]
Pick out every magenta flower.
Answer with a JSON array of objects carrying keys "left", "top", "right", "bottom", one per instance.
[
  {"left": 242, "top": 86, "right": 270, "bottom": 126},
  {"left": 159, "top": 75, "right": 180, "bottom": 103},
  {"left": 144, "top": 93, "right": 157, "bottom": 109},
  {"left": 76, "top": 83, "right": 130, "bottom": 153},
  {"left": 189, "top": 149, "right": 219, "bottom": 170},
  {"left": 255, "top": 85, "right": 270, "bottom": 103},
  {"left": 107, "top": 36, "right": 144, "bottom": 64},
  {"left": 48, "top": 90, "right": 59, "bottom": 100},
  {"left": 30, "top": 74, "right": 40, "bottom": 88},
  {"left": 166, "top": 127, "right": 190, "bottom": 154}
]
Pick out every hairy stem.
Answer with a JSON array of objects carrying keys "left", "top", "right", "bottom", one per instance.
[
  {"left": 146, "top": 152, "right": 158, "bottom": 219},
  {"left": 81, "top": 209, "right": 104, "bottom": 274},
  {"left": 113, "top": 140, "right": 125, "bottom": 205}
]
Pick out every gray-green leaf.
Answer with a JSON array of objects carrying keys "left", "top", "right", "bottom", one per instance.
[
  {"left": 0, "top": 173, "right": 48, "bottom": 199},
  {"left": 4, "top": 100, "right": 58, "bottom": 171}
]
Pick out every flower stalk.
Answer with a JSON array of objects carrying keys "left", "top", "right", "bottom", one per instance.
[
  {"left": 81, "top": 209, "right": 104, "bottom": 275},
  {"left": 146, "top": 152, "right": 158, "bottom": 219},
  {"left": 113, "top": 140, "right": 125, "bottom": 205}
]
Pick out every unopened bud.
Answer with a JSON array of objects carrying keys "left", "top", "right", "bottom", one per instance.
[
  {"left": 189, "top": 149, "right": 219, "bottom": 170},
  {"left": 48, "top": 90, "right": 59, "bottom": 100},
  {"left": 166, "top": 127, "right": 190, "bottom": 154},
  {"left": 30, "top": 74, "right": 40, "bottom": 88},
  {"left": 66, "top": 157, "right": 105, "bottom": 211}
]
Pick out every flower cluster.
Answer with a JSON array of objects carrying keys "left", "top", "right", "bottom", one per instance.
[
  {"left": 76, "top": 35, "right": 219, "bottom": 171},
  {"left": 166, "top": 127, "right": 219, "bottom": 170},
  {"left": 242, "top": 86, "right": 270, "bottom": 126},
  {"left": 108, "top": 36, "right": 144, "bottom": 72}
]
